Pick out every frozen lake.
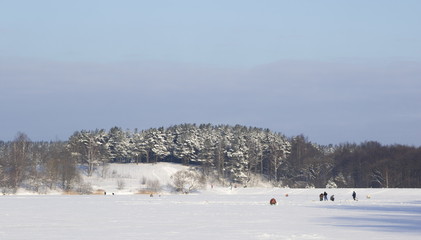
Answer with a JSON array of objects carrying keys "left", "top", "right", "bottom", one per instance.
[{"left": 1, "top": 188, "right": 420, "bottom": 240}]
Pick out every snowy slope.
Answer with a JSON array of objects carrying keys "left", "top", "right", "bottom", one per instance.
[{"left": 81, "top": 162, "right": 190, "bottom": 194}]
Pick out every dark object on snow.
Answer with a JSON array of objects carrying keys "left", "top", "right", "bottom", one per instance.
[
  {"left": 319, "top": 193, "right": 324, "bottom": 201},
  {"left": 330, "top": 195, "right": 335, "bottom": 201},
  {"left": 323, "top": 192, "right": 328, "bottom": 201},
  {"left": 352, "top": 191, "right": 357, "bottom": 200},
  {"left": 270, "top": 198, "right": 277, "bottom": 205}
]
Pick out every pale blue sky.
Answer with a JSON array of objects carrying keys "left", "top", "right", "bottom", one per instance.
[{"left": 1, "top": 0, "right": 420, "bottom": 145}]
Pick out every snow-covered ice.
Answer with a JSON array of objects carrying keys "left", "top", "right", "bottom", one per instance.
[{"left": 1, "top": 187, "right": 420, "bottom": 240}]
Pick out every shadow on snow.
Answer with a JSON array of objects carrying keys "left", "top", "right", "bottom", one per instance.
[{"left": 315, "top": 204, "right": 421, "bottom": 233}]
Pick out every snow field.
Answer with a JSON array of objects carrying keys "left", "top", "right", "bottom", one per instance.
[
  {"left": 2, "top": 164, "right": 420, "bottom": 239},
  {"left": 1, "top": 188, "right": 420, "bottom": 240}
]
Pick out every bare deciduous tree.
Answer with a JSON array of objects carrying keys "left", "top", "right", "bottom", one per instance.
[
  {"left": 8, "top": 133, "right": 31, "bottom": 190},
  {"left": 146, "top": 179, "right": 161, "bottom": 193},
  {"left": 117, "top": 179, "right": 126, "bottom": 190},
  {"left": 172, "top": 169, "right": 205, "bottom": 193}
]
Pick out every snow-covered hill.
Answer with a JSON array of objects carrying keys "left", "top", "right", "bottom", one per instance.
[{"left": 81, "top": 163, "right": 190, "bottom": 194}]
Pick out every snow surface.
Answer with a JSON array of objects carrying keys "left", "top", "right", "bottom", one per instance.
[
  {"left": 81, "top": 163, "right": 190, "bottom": 194},
  {"left": 1, "top": 164, "right": 421, "bottom": 240}
]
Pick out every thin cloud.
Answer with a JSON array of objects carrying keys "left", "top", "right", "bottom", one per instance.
[{"left": 1, "top": 58, "right": 420, "bottom": 145}]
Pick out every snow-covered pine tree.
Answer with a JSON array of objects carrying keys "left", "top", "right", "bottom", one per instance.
[{"left": 107, "top": 127, "right": 130, "bottom": 163}]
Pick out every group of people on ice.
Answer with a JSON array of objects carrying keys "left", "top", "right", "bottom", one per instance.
[
  {"left": 270, "top": 191, "right": 358, "bottom": 205},
  {"left": 319, "top": 192, "right": 335, "bottom": 201},
  {"left": 318, "top": 191, "right": 357, "bottom": 202}
]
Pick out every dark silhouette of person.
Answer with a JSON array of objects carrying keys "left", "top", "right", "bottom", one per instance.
[{"left": 352, "top": 191, "right": 357, "bottom": 201}]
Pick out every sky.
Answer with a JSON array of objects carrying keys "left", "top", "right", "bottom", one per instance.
[{"left": 1, "top": 0, "right": 420, "bottom": 146}]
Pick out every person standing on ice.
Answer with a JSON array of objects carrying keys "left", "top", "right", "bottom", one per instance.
[
  {"left": 352, "top": 191, "right": 357, "bottom": 201},
  {"left": 323, "top": 192, "right": 328, "bottom": 201}
]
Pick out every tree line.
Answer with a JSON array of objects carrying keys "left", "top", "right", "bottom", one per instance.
[
  {"left": 0, "top": 133, "right": 77, "bottom": 194},
  {"left": 1, "top": 124, "right": 420, "bottom": 193},
  {"left": 285, "top": 135, "right": 421, "bottom": 188},
  {"left": 66, "top": 124, "right": 291, "bottom": 184}
]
